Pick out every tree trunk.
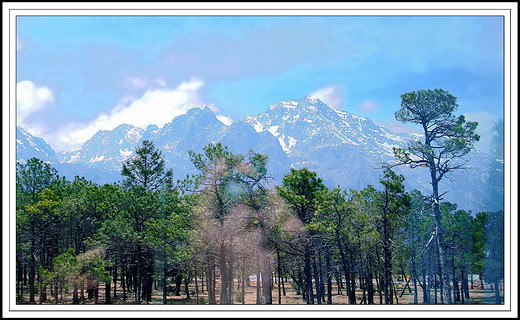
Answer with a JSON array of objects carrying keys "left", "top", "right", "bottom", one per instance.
[
  {"left": 207, "top": 260, "right": 216, "bottom": 304},
  {"left": 462, "top": 268, "right": 470, "bottom": 300},
  {"left": 431, "top": 176, "right": 452, "bottom": 304},
  {"left": 349, "top": 267, "right": 357, "bottom": 304},
  {"left": 336, "top": 236, "right": 353, "bottom": 304},
  {"left": 304, "top": 244, "right": 314, "bottom": 304},
  {"left": 241, "top": 259, "right": 246, "bottom": 305},
  {"left": 367, "top": 266, "right": 374, "bottom": 304},
  {"left": 162, "top": 259, "right": 167, "bottom": 304},
  {"left": 297, "top": 271, "right": 304, "bottom": 297},
  {"left": 256, "top": 255, "right": 261, "bottom": 304},
  {"left": 195, "top": 269, "right": 199, "bottom": 304},
  {"left": 335, "top": 272, "right": 342, "bottom": 295},
  {"left": 145, "top": 253, "right": 154, "bottom": 303},
  {"left": 313, "top": 257, "right": 321, "bottom": 304},
  {"left": 113, "top": 259, "right": 118, "bottom": 300},
  {"left": 175, "top": 272, "right": 182, "bottom": 296},
  {"left": 318, "top": 254, "right": 325, "bottom": 304},
  {"left": 105, "top": 281, "right": 111, "bottom": 304},
  {"left": 382, "top": 204, "right": 392, "bottom": 305},
  {"left": 325, "top": 248, "right": 333, "bottom": 304},
  {"left": 122, "top": 260, "right": 127, "bottom": 301},
  {"left": 433, "top": 270, "right": 438, "bottom": 304},
  {"left": 73, "top": 282, "right": 79, "bottom": 304},
  {"left": 375, "top": 269, "right": 382, "bottom": 304},
  {"left": 261, "top": 251, "right": 272, "bottom": 304},
  {"left": 80, "top": 284, "right": 85, "bottom": 304},
  {"left": 184, "top": 273, "right": 191, "bottom": 299},
  {"left": 421, "top": 269, "right": 428, "bottom": 304},
  {"left": 219, "top": 242, "right": 229, "bottom": 304},
  {"left": 136, "top": 247, "right": 142, "bottom": 304},
  {"left": 494, "top": 281, "right": 501, "bottom": 304},
  {"left": 94, "top": 285, "right": 99, "bottom": 304},
  {"left": 276, "top": 248, "right": 282, "bottom": 304},
  {"left": 29, "top": 238, "right": 36, "bottom": 303}
]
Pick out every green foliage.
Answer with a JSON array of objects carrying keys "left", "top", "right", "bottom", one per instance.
[
  {"left": 52, "top": 248, "right": 78, "bottom": 282},
  {"left": 14, "top": 119, "right": 502, "bottom": 307},
  {"left": 77, "top": 247, "right": 111, "bottom": 283},
  {"left": 16, "top": 157, "right": 59, "bottom": 203},
  {"left": 472, "top": 212, "right": 487, "bottom": 276},
  {"left": 393, "top": 88, "right": 480, "bottom": 178},
  {"left": 234, "top": 289, "right": 244, "bottom": 303},
  {"left": 484, "top": 210, "right": 504, "bottom": 284},
  {"left": 276, "top": 168, "right": 326, "bottom": 224},
  {"left": 122, "top": 139, "right": 173, "bottom": 191}
]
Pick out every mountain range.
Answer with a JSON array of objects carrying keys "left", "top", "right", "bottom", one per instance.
[{"left": 16, "top": 96, "right": 504, "bottom": 213}]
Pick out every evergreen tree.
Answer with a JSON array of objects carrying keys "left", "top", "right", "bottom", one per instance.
[
  {"left": 484, "top": 210, "right": 504, "bottom": 304},
  {"left": 121, "top": 140, "right": 173, "bottom": 192},
  {"left": 392, "top": 88, "right": 480, "bottom": 304},
  {"left": 277, "top": 168, "right": 326, "bottom": 304},
  {"left": 16, "top": 158, "right": 59, "bottom": 303},
  {"left": 120, "top": 139, "right": 173, "bottom": 303}
]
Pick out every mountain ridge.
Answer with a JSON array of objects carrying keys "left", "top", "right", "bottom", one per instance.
[{"left": 16, "top": 96, "right": 504, "bottom": 213}]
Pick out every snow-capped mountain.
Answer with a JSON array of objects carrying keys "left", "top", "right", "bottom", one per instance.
[
  {"left": 16, "top": 96, "right": 504, "bottom": 213},
  {"left": 245, "top": 96, "right": 412, "bottom": 157},
  {"left": 16, "top": 127, "right": 121, "bottom": 185},
  {"left": 243, "top": 96, "right": 423, "bottom": 190},
  {"left": 59, "top": 124, "right": 144, "bottom": 173},
  {"left": 17, "top": 126, "right": 57, "bottom": 163}
]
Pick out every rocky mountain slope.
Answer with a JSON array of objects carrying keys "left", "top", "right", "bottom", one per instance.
[{"left": 17, "top": 97, "right": 504, "bottom": 213}]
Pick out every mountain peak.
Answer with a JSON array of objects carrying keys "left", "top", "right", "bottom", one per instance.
[
  {"left": 185, "top": 106, "right": 214, "bottom": 116},
  {"left": 268, "top": 96, "right": 330, "bottom": 112},
  {"left": 302, "top": 95, "right": 324, "bottom": 104}
]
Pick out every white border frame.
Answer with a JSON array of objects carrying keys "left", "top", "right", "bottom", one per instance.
[{"left": 3, "top": 2, "right": 517, "bottom": 318}]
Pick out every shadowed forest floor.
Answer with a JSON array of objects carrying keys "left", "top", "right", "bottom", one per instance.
[{"left": 16, "top": 278, "right": 503, "bottom": 305}]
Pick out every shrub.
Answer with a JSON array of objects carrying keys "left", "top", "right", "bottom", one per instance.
[{"left": 234, "top": 290, "right": 244, "bottom": 303}]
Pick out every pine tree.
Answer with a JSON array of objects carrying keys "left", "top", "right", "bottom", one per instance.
[{"left": 391, "top": 88, "right": 480, "bottom": 304}]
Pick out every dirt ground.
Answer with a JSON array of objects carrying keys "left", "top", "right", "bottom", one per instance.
[{"left": 16, "top": 277, "right": 503, "bottom": 305}]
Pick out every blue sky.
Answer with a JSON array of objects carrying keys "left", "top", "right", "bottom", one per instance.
[{"left": 16, "top": 15, "right": 505, "bottom": 153}]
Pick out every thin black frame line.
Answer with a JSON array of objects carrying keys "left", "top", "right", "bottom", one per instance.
[
  {"left": 9, "top": 10, "right": 513, "bottom": 314},
  {"left": 11, "top": 14, "right": 510, "bottom": 18},
  {"left": 6, "top": 8, "right": 514, "bottom": 11}
]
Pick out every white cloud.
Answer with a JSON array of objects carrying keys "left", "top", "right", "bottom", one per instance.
[
  {"left": 17, "top": 80, "right": 54, "bottom": 125},
  {"left": 464, "top": 111, "right": 499, "bottom": 154},
  {"left": 60, "top": 77, "right": 210, "bottom": 149},
  {"left": 216, "top": 115, "right": 233, "bottom": 126},
  {"left": 125, "top": 77, "right": 168, "bottom": 90},
  {"left": 125, "top": 77, "right": 148, "bottom": 89},
  {"left": 17, "top": 34, "right": 24, "bottom": 50},
  {"left": 309, "top": 85, "right": 343, "bottom": 109},
  {"left": 155, "top": 78, "right": 167, "bottom": 87},
  {"left": 356, "top": 100, "right": 379, "bottom": 113}
]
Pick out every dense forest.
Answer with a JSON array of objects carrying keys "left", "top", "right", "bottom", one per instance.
[{"left": 15, "top": 89, "right": 504, "bottom": 305}]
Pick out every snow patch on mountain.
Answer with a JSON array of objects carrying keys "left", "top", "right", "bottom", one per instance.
[
  {"left": 270, "top": 100, "right": 298, "bottom": 110},
  {"left": 66, "top": 152, "right": 81, "bottom": 163},
  {"left": 124, "top": 127, "right": 143, "bottom": 143},
  {"left": 90, "top": 155, "right": 105, "bottom": 163},
  {"left": 277, "top": 134, "right": 298, "bottom": 152},
  {"left": 267, "top": 125, "right": 280, "bottom": 137},
  {"left": 119, "top": 148, "right": 132, "bottom": 158}
]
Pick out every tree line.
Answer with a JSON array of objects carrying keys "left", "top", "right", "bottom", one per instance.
[{"left": 15, "top": 89, "right": 504, "bottom": 305}]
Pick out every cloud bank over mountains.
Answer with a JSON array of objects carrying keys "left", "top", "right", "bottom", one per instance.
[{"left": 16, "top": 77, "right": 238, "bottom": 152}]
